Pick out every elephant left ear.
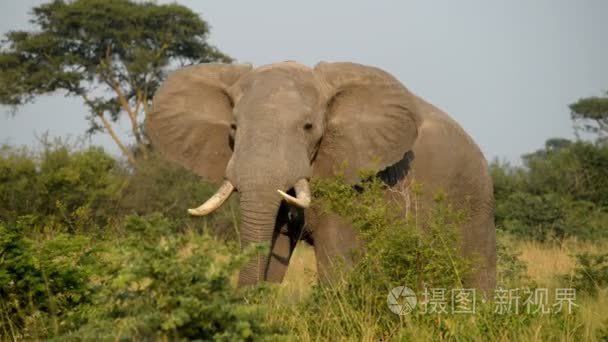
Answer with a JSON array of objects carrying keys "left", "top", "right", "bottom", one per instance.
[{"left": 313, "top": 62, "right": 420, "bottom": 183}]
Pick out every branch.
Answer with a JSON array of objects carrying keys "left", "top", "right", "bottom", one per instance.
[
  {"left": 100, "top": 45, "right": 148, "bottom": 158},
  {"left": 97, "top": 111, "right": 137, "bottom": 166},
  {"left": 79, "top": 93, "right": 136, "bottom": 165},
  {"left": 109, "top": 79, "right": 144, "bottom": 144}
]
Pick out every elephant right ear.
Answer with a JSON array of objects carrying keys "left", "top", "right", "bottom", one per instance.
[{"left": 146, "top": 63, "right": 252, "bottom": 184}]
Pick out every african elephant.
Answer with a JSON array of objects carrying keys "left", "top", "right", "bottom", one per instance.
[{"left": 145, "top": 61, "right": 496, "bottom": 292}]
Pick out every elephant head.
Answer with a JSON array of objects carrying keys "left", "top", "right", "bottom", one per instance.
[{"left": 146, "top": 61, "right": 420, "bottom": 286}]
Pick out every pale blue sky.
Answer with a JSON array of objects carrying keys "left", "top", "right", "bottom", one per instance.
[{"left": 1, "top": 0, "right": 607, "bottom": 163}]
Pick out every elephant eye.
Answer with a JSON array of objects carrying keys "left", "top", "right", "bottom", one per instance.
[
  {"left": 303, "top": 122, "right": 313, "bottom": 130},
  {"left": 230, "top": 123, "right": 237, "bottom": 130}
]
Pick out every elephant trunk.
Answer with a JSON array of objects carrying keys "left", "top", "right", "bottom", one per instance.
[{"left": 236, "top": 188, "right": 282, "bottom": 286}]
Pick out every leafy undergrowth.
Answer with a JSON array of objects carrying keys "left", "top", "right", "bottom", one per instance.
[
  {"left": 1, "top": 144, "right": 607, "bottom": 340},
  {"left": 1, "top": 215, "right": 286, "bottom": 340}
]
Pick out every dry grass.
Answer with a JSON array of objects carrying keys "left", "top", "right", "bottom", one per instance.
[
  {"left": 280, "top": 245, "right": 317, "bottom": 301},
  {"left": 274, "top": 238, "right": 608, "bottom": 341},
  {"left": 284, "top": 239, "right": 607, "bottom": 297},
  {"left": 517, "top": 239, "right": 608, "bottom": 287}
]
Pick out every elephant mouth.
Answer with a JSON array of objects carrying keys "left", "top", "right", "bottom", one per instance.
[
  {"left": 276, "top": 191, "right": 307, "bottom": 235},
  {"left": 187, "top": 178, "right": 311, "bottom": 217}
]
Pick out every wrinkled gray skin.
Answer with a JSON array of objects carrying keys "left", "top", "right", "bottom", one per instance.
[{"left": 146, "top": 61, "right": 496, "bottom": 292}]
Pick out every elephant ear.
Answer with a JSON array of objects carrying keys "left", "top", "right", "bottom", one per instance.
[
  {"left": 313, "top": 62, "right": 420, "bottom": 183},
  {"left": 146, "top": 63, "right": 252, "bottom": 184}
]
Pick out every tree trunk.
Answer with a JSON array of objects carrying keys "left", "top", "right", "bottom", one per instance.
[{"left": 97, "top": 113, "right": 136, "bottom": 166}]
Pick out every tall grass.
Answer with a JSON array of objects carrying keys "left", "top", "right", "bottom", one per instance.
[
  {"left": 272, "top": 238, "right": 608, "bottom": 341},
  {"left": 259, "top": 176, "right": 608, "bottom": 341}
]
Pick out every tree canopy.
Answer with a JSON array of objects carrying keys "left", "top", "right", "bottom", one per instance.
[
  {"left": 0, "top": 0, "right": 232, "bottom": 164},
  {"left": 570, "top": 92, "right": 608, "bottom": 143}
]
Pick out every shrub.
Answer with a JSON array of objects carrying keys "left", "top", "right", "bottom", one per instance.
[
  {"left": 59, "top": 215, "right": 284, "bottom": 341},
  {"left": 569, "top": 252, "right": 608, "bottom": 295},
  {"left": 313, "top": 175, "right": 470, "bottom": 289},
  {"left": 492, "top": 141, "right": 608, "bottom": 241},
  {"left": 263, "top": 174, "right": 597, "bottom": 341},
  {"left": 266, "top": 175, "right": 471, "bottom": 337},
  {"left": 118, "top": 153, "right": 239, "bottom": 239},
  {"left": 496, "top": 192, "right": 608, "bottom": 241},
  {"left": 524, "top": 141, "right": 608, "bottom": 206},
  {"left": 0, "top": 213, "right": 285, "bottom": 340},
  {"left": 0, "top": 143, "right": 124, "bottom": 230},
  {"left": 0, "top": 222, "right": 96, "bottom": 338},
  {"left": 496, "top": 232, "right": 530, "bottom": 288},
  {"left": 0, "top": 143, "right": 238, "bottom": 240}
]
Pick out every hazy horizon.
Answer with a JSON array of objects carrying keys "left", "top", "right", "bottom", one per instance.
[{"left": 1, "top": 0, "right": 607, "bottom": 164}]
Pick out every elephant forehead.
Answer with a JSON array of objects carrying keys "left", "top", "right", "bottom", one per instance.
[
  {"left": 237, "top": 75, "right": 321, "bottom": 108},
  {"left": 238, "top": 63, "right": 318, "bottom": 90},
  {"left": 255, "top": 61, "right": 311, "bottom": 73},
  {"left": 235, "top": 89, "right": 318, "bottom": 118}
]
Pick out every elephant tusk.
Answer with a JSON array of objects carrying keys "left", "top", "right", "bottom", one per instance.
[
  {"left": 277, "top": 178, "right": 311, "bottom": 209},
  {"left": 188, "top": 180, "right": 235, "bottom": 216}
]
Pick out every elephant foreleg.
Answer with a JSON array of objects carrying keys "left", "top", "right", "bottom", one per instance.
[{"left": 310, "top": 213, "right": 361, "bottom": 285}]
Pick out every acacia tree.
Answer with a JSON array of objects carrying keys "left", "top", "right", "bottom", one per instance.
[
  {"left": 0, "top": 0, "right": 232, "bottom": 165},
  {"left": 570, "top": 91, "right": 608, "bottom": 144}
]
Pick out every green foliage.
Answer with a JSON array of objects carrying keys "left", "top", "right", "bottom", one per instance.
[
  {"left": 599, "top": 321, "right": 608, "bottom": 341},
  {"left": 496, "top": 232, "right": 530, "bottom": 288},
  {"left": 0, "top": 222, "right": 96, "bottom": 337},
  {"left": 497, "top": 192, "right": 606, "bottom": 241},
  {"left": 569, "top": 252, "right": 608, "bottom": 295},
  {"left": 1, "top": 140, "right": 606, "bottom": 340},
  {"left": 313, "top": 175, "right": 470, "bottom": 290},
  {"left": 492, "top": 140, "right": 608, "bottom": 241},
  {"left": 0, "top": 143, "right": 123, "bottom": 230},
  {"left": 273, "top": 175, "right": 471, "bottom": 337},
  {"left": 0, "top": 142, "right": 280, "bottom": 340},
  {"left": 61, "top": 215, "right": 284, "bottom": 341},
  {"left": 570, "top": 92, "right": 608, "bottom": 142},
  {"left": 0, "top": 0, "right": 230, "bottom": 107},
  {"left": 119, "top": 153, "right": 240, "bottom": 239},
  {"left": 0, "top": 143, "right": 238, "bottom": 238},
  {"left": 262, "top": 175, "right": 597, "bottom": 341},
  {"left": 523, "top": 141, "right": 608, "bottom": 206},
  {"left": 0, "top": 0, "right": 232, "bottom": 163}
]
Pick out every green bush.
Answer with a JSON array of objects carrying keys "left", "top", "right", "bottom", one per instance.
[
  {"left": 496, "top": 232, "right": 530, "bottom": 288},
  {"left": 0, "top": 143, "right": 124, "bottom": 231},
  {"left": 569, "top": 252, "right": 608, "bottom": 295},
  {"left": 492, "top": 141, "right": 608, "bottom": 241},
  {"left": 263, "top": 175, "right": 593, "bottom": 341},
  {"left": 270, "top": 175, "right": 471, "bottom": 337},
  {"left": 119, "top": 153, "right": 240, "bottom": 239},
  {"left": 60, "top": 215, "right": 284, "bottom": 341},
  {"left": 496, "top": 192, "right": 607, "bottom": 241},
  {"left": 0, "top": 222, "right": 96, "bottom": 338},
  {"left": 0, "top": 143, "right": 238, "bottom": 240},
  {"left": 0, "top": 213, "right": 285, "bottom": 340},
  {"left": 312, "top": 175, "right": 470, "bottom": 290},
  {"left": 523, "top": 141, "right": 608, "bottom": 206}
]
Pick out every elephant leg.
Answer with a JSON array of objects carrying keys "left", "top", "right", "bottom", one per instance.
[
  {"left": 310, "top": 213, "right": 361, "bottom": 284},
  {"left": 460, "top": 213, "right": 496, "bottom": 296},
  {"left": 265, "top": 227, "right": 299, "bottom": 283}
]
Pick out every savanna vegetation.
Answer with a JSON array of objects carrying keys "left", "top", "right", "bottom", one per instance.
[
  {"left": 1, "top": 132, "right": 607, "bottom": 340},
  {"left": 1, "top": 0, "right": 607, "bottom": 340}
]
